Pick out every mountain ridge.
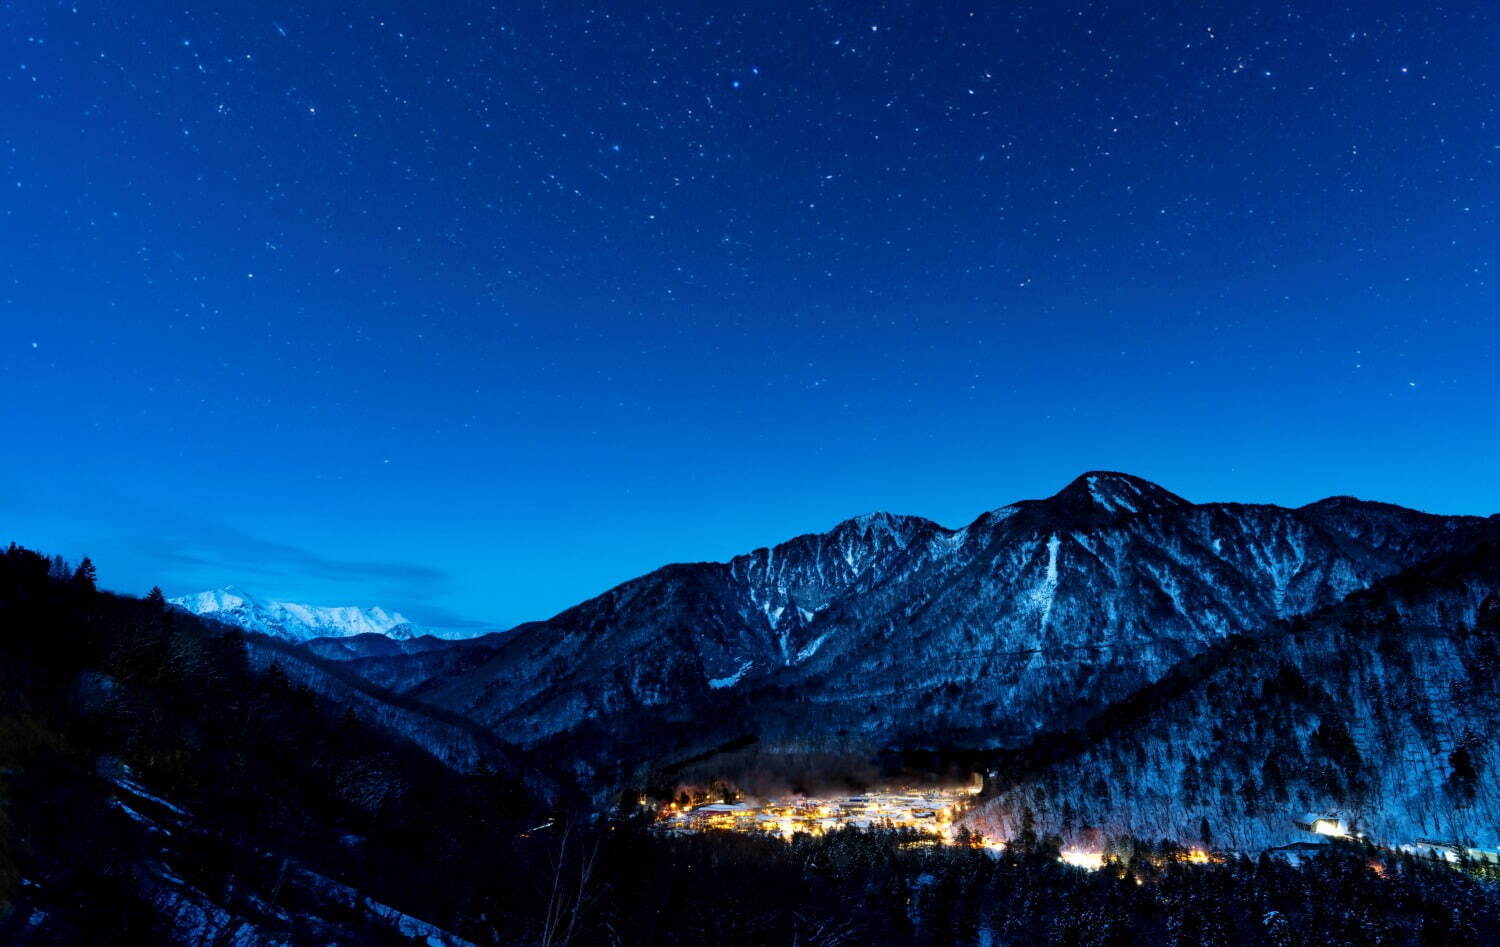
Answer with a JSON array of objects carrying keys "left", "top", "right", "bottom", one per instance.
[
  {"left": 168, "top": 585, "right": 428, "bottom": 643},
  {"left": 376, "top": 473, "right": 1484, "bottom": 788}
]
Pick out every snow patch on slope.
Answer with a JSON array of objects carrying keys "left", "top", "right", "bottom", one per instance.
[
  {"left": 1028, "top": 534, "right": 1062, "bottom": 629},
  {"left": 1087, "top": 474, "right": 1137, "bottom": 512},
  {"left": 796, "top": 632, "right": 832, "bottom": 663},
  {"left": 707, "top": 660, "right": 753, "bottom": 689}
]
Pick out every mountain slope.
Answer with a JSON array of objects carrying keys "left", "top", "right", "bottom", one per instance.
[
  {"left": 966, "top": 524, "right": 1500, "bottom": 853},
  {"left": 764, "top": 490, "right": 1481, "bottom": 746},
  {"left": 405, "top": 473, "right": 1481, "bottom": 778}
]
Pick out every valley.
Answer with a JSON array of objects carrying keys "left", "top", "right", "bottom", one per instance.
[
  {"left": 7, "top": 473, "right": 1500, "bottom": 943},
  {"left": 652, "top": 783, "right": 984, "bottom": 843}
]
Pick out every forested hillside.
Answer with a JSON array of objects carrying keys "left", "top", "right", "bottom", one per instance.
[
  {"left": 970, "top": 528, "right": 1500, "bottom": 853},
  {"left": 0, "top": 544, "right": 539, "bottom": 943}
]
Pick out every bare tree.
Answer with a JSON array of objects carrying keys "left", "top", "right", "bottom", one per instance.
[{"left": 537, "top": 822, "right": 600, "bottom": 947}]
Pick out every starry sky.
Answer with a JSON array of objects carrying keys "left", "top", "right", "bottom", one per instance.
[{"left": 3, "top": 2, "right": 1497, "bottom": 629}]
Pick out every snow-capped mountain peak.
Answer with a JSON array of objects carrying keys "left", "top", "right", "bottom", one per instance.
[
  {"left": 168, "top": 586, "right": 421, "bottom": 642},
  {"left": 1045, "top": 470, "right": 1190, "bottom": 517},
  {"left": 172, "top": 584, "right": 263, "bottom": 614}
]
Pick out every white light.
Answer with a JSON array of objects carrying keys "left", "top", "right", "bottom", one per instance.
[{"left": 1060, "top": 850, "right": 1105, "bottom": 871}]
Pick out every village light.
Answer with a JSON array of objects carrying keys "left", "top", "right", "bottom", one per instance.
[
  {"left": 652, "top": 785, "right": 985, "bottom": 845},
  {"left": 1060, "top": 850, "right": 1106, "bottom": 871}
]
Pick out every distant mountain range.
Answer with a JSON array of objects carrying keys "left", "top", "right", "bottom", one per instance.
[{"left": 168, "top": 586, "right": 429, "bottom": 642}]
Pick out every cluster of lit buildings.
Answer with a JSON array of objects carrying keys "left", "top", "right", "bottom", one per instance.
[
  {"left": 657, "top": 787, "right": 981, "bottom": 842},
  {"left": 657, "top": 800, "right": 1459, "bottom": 874},
  {"left": 656, "top": 791, "right": 1226, "bottom": 870}
]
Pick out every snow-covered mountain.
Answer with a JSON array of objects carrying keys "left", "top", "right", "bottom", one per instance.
[
  {"left": 383, "top": 472, "right": 1482, "bottom": 784},
  {"left": 966, "top": 528, "right": 1500, "bottom": 853},
  {"left": 168, "top": 586, "right": 423, "bottom": 642}
]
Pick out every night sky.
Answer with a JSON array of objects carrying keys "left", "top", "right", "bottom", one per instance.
[{"left": 4, "top": 2, "right": 1496, "bottom": 629}]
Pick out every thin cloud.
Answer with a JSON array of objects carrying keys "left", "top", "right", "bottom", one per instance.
[
  {"left": 148, "top": 537, "right": 449, "bottom": 590},
  {"left": 1, "top": 479, "right": 483, "bottom": 625}
]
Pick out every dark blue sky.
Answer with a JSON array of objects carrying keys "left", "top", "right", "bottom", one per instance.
[{"left": 3, "top": 2, "right": 1496, "bottom": 629}]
